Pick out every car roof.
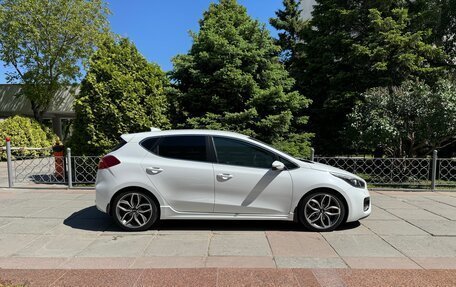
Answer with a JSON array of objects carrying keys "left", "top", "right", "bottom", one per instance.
[
  {"left": 120, "top": 129, "right": 306, "bottom": 168},
  {"left": 121, "top": 129, "right": 250, "bottom": 142}
]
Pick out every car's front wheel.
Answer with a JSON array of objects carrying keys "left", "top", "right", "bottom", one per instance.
[
  {"left": 299, "top": 191, "right": 346, "bottom": 232},
  {"left": 112, "top": 191, "right": 158, "bottom": 231}
]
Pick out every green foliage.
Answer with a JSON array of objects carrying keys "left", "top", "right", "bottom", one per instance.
[
  {"left": 71, "top": 36, "right": 170, "bottom": 155},
  {"left": 0, "top": 115, "right": 57, "bottom": 159},
  {"left": 171, "top": 0, "right": 312, "bottom": 157},
  {"left": 348, "top": 78, "right": 456, "bottom": 157},
  {"left": 269, "top": 0, "right": 312, "bottom": 157},
  {"left": 351, "top": 8, "right": 446, "bottom": 86},
  {"left": 269, "top": 0, "right": 307, "bottom": 83},
  {"left": 0, "top": 0, "right": 110, "bottom": 122},
  {"left": 272, "top": 133, "right": 313, "bottom": 158},
  {"left": 296, "top": 0, "right": 448, "bottom": 155},
  {"left": 408, "top": 0, "right": 456, "bottom": 64},
  {"left": 269, "top": 0, "right": 455, "bottom": 156}
]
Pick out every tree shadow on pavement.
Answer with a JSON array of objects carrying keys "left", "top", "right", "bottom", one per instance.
[{"left": 64, "top": 205, "right": 361, "bottom": 233}]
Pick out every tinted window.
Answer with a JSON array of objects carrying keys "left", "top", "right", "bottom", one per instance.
[
  {"left": 213, "top": 137, "right": 276, "bottom": 169},
  {"left": 140, "top": 137, "right": 160, "bottom": 153},
  {"left": 157, "top": 136, "right": 208, "bottom": 162}
]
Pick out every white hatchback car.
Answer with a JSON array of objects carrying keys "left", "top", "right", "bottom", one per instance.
[{"left": 95, "top": 130, "right": 371, "bottom": 232}]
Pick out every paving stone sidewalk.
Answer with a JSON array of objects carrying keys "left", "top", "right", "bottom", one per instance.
[{"left": 0, "top": 188, "right": 456, "bottom": 270}]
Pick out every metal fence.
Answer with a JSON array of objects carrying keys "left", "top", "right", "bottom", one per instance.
[
  {"left": 2, "top": 141, "right": 456, "bottom": 190},
  {"left": 313, "top": 154, "right": 456, "bottom": 189},
  {"left": 313, "top": 157, "right": 432, "bottom": 186},
  {"left": 7, "top": 154, "right": 99, "bottom": 187},
  {"left": 3, "top": 139, "right": 100, "bottom": 188},
  {"left": 13, "top": 156, "right": 66, "bottom": 184},
  {"left": 437, "top": 158, "right": 456, "bottom": 187},
  {"left": 71, "top": 155, "right": 100, "bottom": 184}
]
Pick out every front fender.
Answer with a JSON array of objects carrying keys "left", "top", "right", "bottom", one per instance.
[{"left": 289, "top": 169, "right": 354, "bottom": 217}]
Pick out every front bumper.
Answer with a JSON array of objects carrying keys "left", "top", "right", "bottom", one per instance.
[{"left": 345, "top": 187, "right": 371, "bottom": 222}]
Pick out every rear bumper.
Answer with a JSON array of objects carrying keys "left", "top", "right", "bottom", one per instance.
[{"left": 95, "top": 170, "right": 115, "bottom": 214}]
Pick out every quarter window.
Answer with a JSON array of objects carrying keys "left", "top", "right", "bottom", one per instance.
[
  {"left": 213, "top": 137, "right": 276, "bottom": 169},
  {"left": 140, "top": 137, "right": 160, "bottom": 153},
  {"left": 156, "top": 136, "right": 208, "bottom": 162}
]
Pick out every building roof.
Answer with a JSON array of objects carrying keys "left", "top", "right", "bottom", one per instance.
[{"left": 0, "top": 84, "right": 79, "bottom": 118}]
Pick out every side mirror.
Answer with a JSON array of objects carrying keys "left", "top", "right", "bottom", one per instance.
[{"left": 272, "top": 160, "right": 285, "bottom": 171}]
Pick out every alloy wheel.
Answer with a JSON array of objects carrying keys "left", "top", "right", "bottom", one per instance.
[
  {"left": 115, "top": 192, "right": 154, "bottom": 229},
  {"left": 304, "top": 193, "right": 342, "bottom": 230}
]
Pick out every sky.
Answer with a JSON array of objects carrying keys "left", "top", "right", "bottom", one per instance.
[{"left": 0, "top": 0, "right": 285, "bottom": 84}]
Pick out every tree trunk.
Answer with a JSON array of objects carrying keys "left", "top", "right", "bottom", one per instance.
[{"left": 30, "top": 100, "right": 43, "bottom": 123}]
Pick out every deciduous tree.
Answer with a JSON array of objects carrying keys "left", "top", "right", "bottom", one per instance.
[{"left": 0, "top": 0, "right": 109, "bottom": 122}]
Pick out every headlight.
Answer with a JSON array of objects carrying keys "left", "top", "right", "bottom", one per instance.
[{"left": 331, "top": 172, "right": 365, "bottom": 189}]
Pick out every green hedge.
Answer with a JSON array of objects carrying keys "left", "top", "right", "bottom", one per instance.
[{"left": 0, "top": 115, "right": 58, "bottom": 159}]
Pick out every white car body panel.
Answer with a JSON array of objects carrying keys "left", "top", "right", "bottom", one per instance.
[
  {"left": 95, "top": 129, "right": 371, "bottom": 224},
  {"left": 213, "top": 163, "right": 293, "bottom": 214},
  {"left": 141, "top": 154, "right": 215, "bottom": 213}
]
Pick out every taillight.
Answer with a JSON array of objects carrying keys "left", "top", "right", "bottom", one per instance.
[{"left": 98, "top": 155, "right": 121, "bottom": 169}]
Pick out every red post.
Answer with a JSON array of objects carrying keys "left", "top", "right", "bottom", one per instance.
[{"left": 52, "top": 139, "right": 65, "bottom": 179}]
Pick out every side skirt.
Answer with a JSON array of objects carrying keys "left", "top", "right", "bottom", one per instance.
[{"left": 160, "top": 206, "right": 294, "bottom": 221}]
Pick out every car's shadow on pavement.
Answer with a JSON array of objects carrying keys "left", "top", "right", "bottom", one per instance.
[{"left": 63, "top": 205, "right": 361, "bottom": 233}]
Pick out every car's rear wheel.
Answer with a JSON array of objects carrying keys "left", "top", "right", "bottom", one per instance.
[
  {"left": 112, "top": 191, "right": 158, "bottom": 231},
  {"left": 299, "top": 191, "right": 346, "bottom": 232}
]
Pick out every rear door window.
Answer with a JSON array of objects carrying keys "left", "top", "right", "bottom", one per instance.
[{"left": 155, "top": 135, "right": 208, "bottom": 162}]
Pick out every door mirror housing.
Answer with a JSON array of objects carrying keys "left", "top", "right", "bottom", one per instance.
[{"left": 272, "top": 161, "right": 285, "bottom": 171}]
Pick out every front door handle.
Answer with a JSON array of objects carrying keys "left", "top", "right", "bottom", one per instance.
[
  {"left": 217, "top": 173, "right": 233, "bottom": 181},
  {"left": 146, "top": 167, "right": 163, "bottom": 175}
]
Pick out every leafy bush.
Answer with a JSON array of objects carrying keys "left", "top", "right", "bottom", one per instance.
[
  {"left": 348, "top": 78, "right": 456, "bottom": 157},
  {"left": 0, "top": 115, "right": 57, "bottom": 159}
]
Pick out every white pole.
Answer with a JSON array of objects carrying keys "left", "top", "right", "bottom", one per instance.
[{"left": 66, "top": 148, "right": 73, "bottom": 189}]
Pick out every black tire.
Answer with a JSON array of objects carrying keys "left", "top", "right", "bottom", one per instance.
[
  {"left": 112, "top": 190, "right": 159, "bottom": 231},
  {"left": 298, "top": 191, "right": 346, "bottom": 232}
]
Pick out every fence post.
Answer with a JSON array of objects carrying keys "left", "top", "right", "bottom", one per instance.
[
  {"left": 310, "top": 148, "right": 315, "bottom": 161},
  {"left": 431, "top": 150, "right": 438, "bottom": 191},
  {"left": 6, "top": 137, "right": 13, "bottom": 188},
  {"left": 66, "top": 147, "right": 73, "bottom": 189}
]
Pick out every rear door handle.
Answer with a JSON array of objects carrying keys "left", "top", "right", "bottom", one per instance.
[
  {"left": 146, "top": 167, "right": 163, "bottom": 175},
  {"left": 217, "top": 173, "right": 233, "bottom": 181}
]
